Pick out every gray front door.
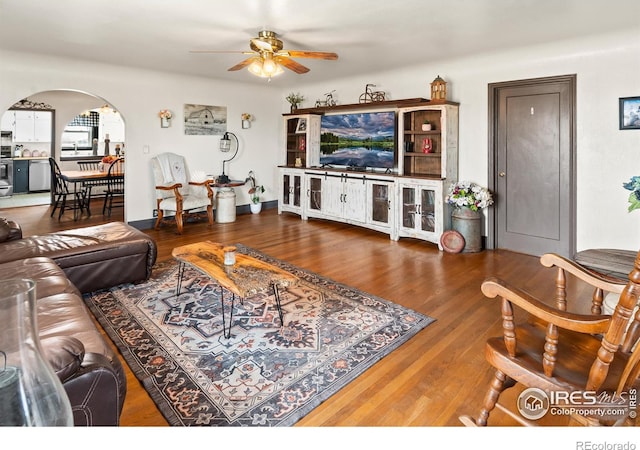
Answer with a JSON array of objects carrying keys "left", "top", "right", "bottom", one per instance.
[{"left": 488, "top": 75, "right": 576, "bottom": 257}]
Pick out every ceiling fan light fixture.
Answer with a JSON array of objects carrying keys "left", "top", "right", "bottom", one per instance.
[
  {"left": 262, "top": 53, "right": 277, "bottom": 74},
  {"left": 248, "top": 58, "right": 264, "bottom": 76},
  {"left": 248, "top": 55, "right": 284, "bottom": 79}
]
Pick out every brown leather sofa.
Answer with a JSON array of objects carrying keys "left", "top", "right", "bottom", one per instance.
[{"left": 0, "top": 218, "right": 157, "bottom": 426}]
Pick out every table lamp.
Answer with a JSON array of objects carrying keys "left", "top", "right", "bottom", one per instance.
[{"left": 218, "top": 131, "right": 238, "bottom": 184}]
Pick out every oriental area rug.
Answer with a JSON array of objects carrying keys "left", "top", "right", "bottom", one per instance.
[{"left": 83, "top": 244, "right": 434, "bottom": 426}]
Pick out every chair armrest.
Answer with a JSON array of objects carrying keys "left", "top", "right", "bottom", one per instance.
[
  {"left": 540, "top": 253, "right": 626, "bottom": 293},
  {"left": 189, "top": 179, "right": 215, "bottom": 200},
  {"left": 155, "top": 182, "right": 182, "bottom": 191},
  {"left": 481, "top": 277, "right": 611, "bottom": 334},
  {"left": 188, "top": 178, "right": 214, "bottom": 187}
]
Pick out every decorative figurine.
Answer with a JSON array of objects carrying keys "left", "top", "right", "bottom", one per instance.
[
  {"left": 430, "top": 75, "right": 447, "bottom": 104},
  {"left": 315, "top": 90, "right": 337, "bottom": 107},
  {"left": 359, "top": 84, "right": 386, "bottom": 103}
]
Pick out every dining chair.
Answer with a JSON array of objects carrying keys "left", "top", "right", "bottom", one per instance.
[
  {"left": 48, "top": 158, "right": 87, "bottom": 220},
  {"left": 102, "top": 157, "right": 125, "bottom": 217},
  {"left": 76, "top": 160, "right": 107, "bottom": 212}
]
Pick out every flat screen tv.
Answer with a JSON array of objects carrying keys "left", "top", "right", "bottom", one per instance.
[{"left": 320, "top": 111, "right": 396, "bottom": 170}]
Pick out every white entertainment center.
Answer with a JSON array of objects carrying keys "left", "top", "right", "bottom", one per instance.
[{"left": 278, "top": 98, "right": 459, "bottom": 249}]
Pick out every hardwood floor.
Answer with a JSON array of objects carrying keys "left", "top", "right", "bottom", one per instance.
[{"left": 2, "top": 201, "right": 599, "bottom": 428}]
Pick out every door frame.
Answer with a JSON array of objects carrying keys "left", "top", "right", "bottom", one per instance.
[{"left": 486, "top": 74, "right": 577, "bottom": 256}]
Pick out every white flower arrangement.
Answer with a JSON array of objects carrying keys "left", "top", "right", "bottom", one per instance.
[{"left": 445, "top": 181, "right": 494, "bottom": 211}]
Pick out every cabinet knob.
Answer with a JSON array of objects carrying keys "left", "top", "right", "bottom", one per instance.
[{"left": 499, "top": 171, "right": 506, "bottom": 177}]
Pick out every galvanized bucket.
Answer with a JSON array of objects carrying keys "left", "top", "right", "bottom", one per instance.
[{"left": 451, "top": 207, "right": 483, "bottom": 253}]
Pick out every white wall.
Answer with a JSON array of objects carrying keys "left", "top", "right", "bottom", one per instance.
[
  {"left": 0, "top": 49, "right": 283, "bottom": 223},
  {"left": 1, "top": 27, "right": 638, "bottom": 251},
  {"left": 293, "top": 29, "right": 640, "bottom": 251}
]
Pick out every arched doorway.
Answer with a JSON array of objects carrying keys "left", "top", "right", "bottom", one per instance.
[{"left": 0, "top": 89, "right": 125, "bottom": 209}]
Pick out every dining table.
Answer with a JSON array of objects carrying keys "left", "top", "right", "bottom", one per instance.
[{"left": 60, "top": 169, "right": 124, "bottom": 220}]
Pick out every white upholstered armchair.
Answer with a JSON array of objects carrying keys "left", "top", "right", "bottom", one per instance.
[{"left": 150, "top": 152, "right": 214, "bottom": 234}]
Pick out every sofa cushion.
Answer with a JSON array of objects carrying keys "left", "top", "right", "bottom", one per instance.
[
  {"left": 0, "top": 257, "right": 81, "bottom": 298},
  {"left": 0, "top": 257, "right": 115, "bottom": 360}
]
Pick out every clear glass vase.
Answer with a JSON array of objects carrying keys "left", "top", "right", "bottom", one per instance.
[{"left": 0, "top": 279, "right": 73, "bottom": 426}]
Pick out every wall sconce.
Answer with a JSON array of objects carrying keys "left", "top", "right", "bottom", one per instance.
[
  {"left": 159, "top": 109, "right": 172, "bottom": 128},
  {"left": 218, "top": 131, "right": 239, "bottom": 184},
  {"left": 241, "top": 113, "right": 253, "bottom": 129}
]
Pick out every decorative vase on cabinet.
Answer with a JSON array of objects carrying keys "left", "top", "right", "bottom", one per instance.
[{"left": 0, "top": 279, "right": 73, "bottom": 426}]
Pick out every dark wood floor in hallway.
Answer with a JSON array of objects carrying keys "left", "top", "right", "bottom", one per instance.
[{"left": 2, "top": 202, "right": 597, "bottom": 427}]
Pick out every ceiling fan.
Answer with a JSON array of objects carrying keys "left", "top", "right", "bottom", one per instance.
[{"left": 190, "top": 30, "right": 338, "bottom": 79}]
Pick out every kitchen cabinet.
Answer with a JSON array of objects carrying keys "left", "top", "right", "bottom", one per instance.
[
  {"left": 1, "top": 111, "right": 15, "bottom": 132},
  {"left": 99, "top": 112, "right": 125, "bottom": 143},
  {"left": 13, "top": 160, "right": 29, "bottom": 193},
  {"left": 13, "top": 110, "right": 53, "bottom": 143}
]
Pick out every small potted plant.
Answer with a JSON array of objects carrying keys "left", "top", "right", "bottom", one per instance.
[
  {"left": 246, "top": 170, "right": 265, "bottom": 214},
  {"left": 422, "top": 120, "right": 432, "bottom": 131},
  {"left": 623, "top": 175, "right": 640, "bottom": 212},
  {"left": 286, "top": 92, "right": 305, "bottom": 113}
]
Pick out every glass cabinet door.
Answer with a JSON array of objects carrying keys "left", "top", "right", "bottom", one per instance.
[
  {"left": 402, "top": 186, "right": 436, "bottom": 233},
  {"left": 420, "top": 188, "right": 436, "bottom": 232},
  {"left": 283, "top": 174, "right": 291, "bottom": 205},
  {"left": 292, "top": 174, "right": 301, "bottom": 207},
  {"left": 370, "top": 183, "right": 390, "bottom": 225},
  {"left": 402, "top": 187, "right": 416, "bottom": 228},
  {"left": 309, "top": 177, "right": 322, "bottom": 211}
]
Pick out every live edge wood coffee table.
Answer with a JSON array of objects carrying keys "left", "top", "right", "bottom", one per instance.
[{"left": 171, "top": 241, "right": 298, "bottom": 338}]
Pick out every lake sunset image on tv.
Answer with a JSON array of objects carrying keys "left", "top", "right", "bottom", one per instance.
[{"left": 320, "top": 111, "right": 396, "bottom": 169}]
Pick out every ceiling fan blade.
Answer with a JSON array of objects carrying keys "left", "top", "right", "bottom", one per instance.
[
  {"left": 276, "top": 56, "right": 310, "bottom": 74},
  {"left": 283, "top": 50, "right": 338, "bottom": 60},
  {"left": 228, "top": 57, "right": 257, "bottom": 71}
]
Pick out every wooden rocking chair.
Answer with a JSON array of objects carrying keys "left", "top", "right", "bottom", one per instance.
[{"left": 460, "top": 251, "right": 640, "bottom": 427}]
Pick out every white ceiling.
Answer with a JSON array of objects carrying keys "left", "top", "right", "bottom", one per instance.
[{"left": 1, "top": 0, "right": 638, "bottom": 87}]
